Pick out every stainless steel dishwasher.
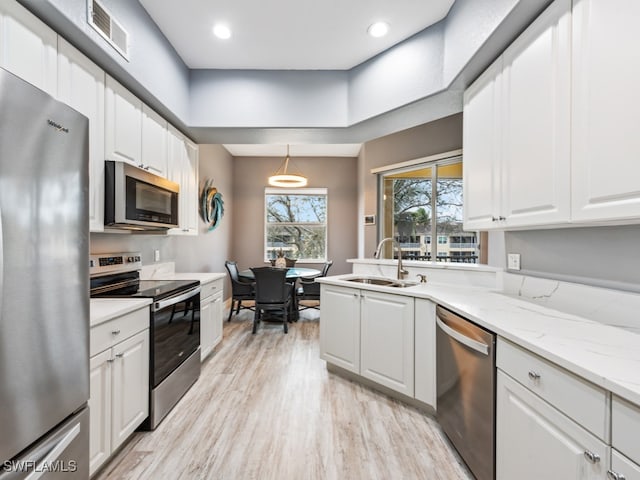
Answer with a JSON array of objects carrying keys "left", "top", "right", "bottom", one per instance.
[{"left": 436, "top": 305, "right": 496, "bottom": 480}]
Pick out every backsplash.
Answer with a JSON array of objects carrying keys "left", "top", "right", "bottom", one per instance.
[
  {"left": 505, "top": 224, "right": 640, "bottom": 294},
  {"left": 502, "top": 273, "right": 640, "bottom": 334}
]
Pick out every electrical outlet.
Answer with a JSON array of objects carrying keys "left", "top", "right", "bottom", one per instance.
[
  {"left": 154, "top": 249, "right": 160, "bottom": 262},
  {"left": 507, "top": 253, "right": 521, "bottom": 270}
]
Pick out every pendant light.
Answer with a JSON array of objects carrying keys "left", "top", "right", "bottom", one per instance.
[{"left": 268, "top": 144, "right": 308, "bottom": 187}]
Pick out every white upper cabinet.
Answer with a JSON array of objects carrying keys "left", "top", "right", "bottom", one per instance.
[
  {"left": 167, "top": 125, "right": 199, "bottom": 236},
  {"left": 0, "top": 1, "right": 57, "bottom": 96},
  {"left": 501, "top": 0, "right": 571, "bottom": 228},
  {"left": 571, "top": 0, "right": 640, "bottom": 222},
  {"left": 105, "top": 74, "right": 142, "bottom": 167},
  {"left": 57, "top": 38, "right": 106, "bottom": 232},
  {"left": 463, "top": 0, "right": 571, "bottom": 230},
  {"left": 463, "top": 59, "right": 503, "bottom": 230},
  {"left": 182, "top": 138, "right": 199, "bottom": 233},
  {"left": 141, "top": 104, "right": 168, "bottom": 177}
]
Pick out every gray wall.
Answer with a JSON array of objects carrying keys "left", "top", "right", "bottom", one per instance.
[
  {"left": 90, "top": 145, "right": 235, "bottom": 296},
  {"left": 20, "top": 0, "right": 191, "bottom": 126},
  {"left": 20, "top": 0, "right": 552, "bottom": 142},
  {"left": 358, "top": 113, "right": 464, "bottom": 257},
  {"left": 231, "top": 156, "right": 358, "bottom": 276},
  {"left": 505, "top": 226, "right": 640, "bottom": 293}
]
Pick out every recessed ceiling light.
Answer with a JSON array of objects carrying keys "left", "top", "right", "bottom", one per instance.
[
  {"left": 213, "top": 24, "right": 231, "bottom": 40},
  {"left": 367, "top": 21, "right": 389, "bottom": 38}
]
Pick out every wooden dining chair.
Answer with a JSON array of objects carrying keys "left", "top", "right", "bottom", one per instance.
[{"left": 251, "top": 267, "right": 294, "bottom": 334}]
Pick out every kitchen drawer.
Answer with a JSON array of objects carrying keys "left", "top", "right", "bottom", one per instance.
[
  {"left": 612, "top": 396, "right": 640, "bottom": 464},
  {"left": 610, "top": 449, "right": 640, "bottom": 480},
  {"left": 201, "top": 279, "right": 223, "bottom": 300},
  {"left": 90, "top": 307, "right": 149, "bottom": 356},
  {"left": 497, "top": 338, "right": 608, "bottom": 440}
]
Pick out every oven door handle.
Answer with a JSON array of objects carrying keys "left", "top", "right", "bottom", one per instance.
[
  {"left": 436, "top": 316, "right": 489, "bottom": 356},
  {"left": 153, "top": 286, "right": 201, "bottom": 312}
]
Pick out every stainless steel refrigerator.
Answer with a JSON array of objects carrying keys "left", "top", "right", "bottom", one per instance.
[{"left": 0, "top": 68, "right": 89, "bottom": 478}]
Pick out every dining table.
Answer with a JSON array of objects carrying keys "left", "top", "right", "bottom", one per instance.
[
  {"left": 238, "top": 267, "right": 322, "bottom": 322},
  {"left": 238, "top": 267, "right": 321, "bottom": 281}
]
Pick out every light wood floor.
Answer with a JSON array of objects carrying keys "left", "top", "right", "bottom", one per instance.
[{"left": 95, "top": 305, "right": 472, "bottom": 480}]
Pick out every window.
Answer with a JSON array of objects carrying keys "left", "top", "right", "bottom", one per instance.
[
  {"left": 265, "top": 188, "right": 327, "bottom": 262},
  {"left": 378, "top": 156, "right": 481, "bottom": 263}
]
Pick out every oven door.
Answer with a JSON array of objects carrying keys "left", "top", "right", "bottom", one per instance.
[{"left": 151, "top": 287, "right": 201, "bottom": 388}]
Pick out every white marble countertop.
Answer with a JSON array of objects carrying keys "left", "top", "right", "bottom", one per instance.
[
  {"left": 143, "top": 272, "right": 226, "bottom": 284},
  {"left": 139, "top": 262, "right": 225, "bottom": 284},
  {"left": 317, "top": 273, "right": 640, "bottom": 406},
  {"left": 90, "top": 298, "right": 152, "bottom": 327}
]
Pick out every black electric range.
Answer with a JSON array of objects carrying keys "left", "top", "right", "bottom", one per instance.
[{"left": 89, "top": 252, "right": 202, "bottom": 430}]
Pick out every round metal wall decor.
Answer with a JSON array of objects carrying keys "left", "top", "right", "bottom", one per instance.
[{"left": 199, "top": 179, "right": 224, "bottom": 231}]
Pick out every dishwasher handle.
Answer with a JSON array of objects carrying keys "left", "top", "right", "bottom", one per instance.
[{"left": 436, "top": 316, "right": 490, "bottom": 356}]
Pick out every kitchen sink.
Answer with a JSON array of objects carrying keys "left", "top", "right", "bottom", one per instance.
[{"left": 345, "top": 277, "right": 418, "bottom": 288}]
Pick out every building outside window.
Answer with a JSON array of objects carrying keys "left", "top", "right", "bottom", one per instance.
[
  {"left": 377, "top": 155, "right": 481, "bottom": 263},
  {"left": 264, "top": 188, "right": 327, "bottom": 262}
]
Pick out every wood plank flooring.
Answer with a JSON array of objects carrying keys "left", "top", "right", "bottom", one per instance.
[{"left": 95, "top": 306, "right": 472, "bottom": 480}]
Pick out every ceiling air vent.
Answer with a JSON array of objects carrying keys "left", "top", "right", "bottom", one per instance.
[{"left": 87, "top": 0, "right": 129, "bottom": 61}]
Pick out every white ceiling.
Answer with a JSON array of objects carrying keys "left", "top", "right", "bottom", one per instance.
[
  {"left": 139, "top": 0, "right": 455, "bottom": 156},
  {"left": 223, "top": 144, "right": 362, "bottom": 157},
  {"left": 139, "top": 0, "right": 455, "bottom": 70}
]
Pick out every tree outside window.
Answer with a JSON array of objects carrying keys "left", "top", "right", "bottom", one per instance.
[
  {"left": 379, "top": 158, "right": 480, "bottom": 263},
  {"left": 265, "top": 188, "right": 327, "bottom": 262}
]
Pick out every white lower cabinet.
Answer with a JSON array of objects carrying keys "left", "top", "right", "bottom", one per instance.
[
  {"left": 89, "top": 308, "right": 149, "bottom": 477},
  {"left": 320, "top": 284, "right": 361, "bottom": 374},
  {"left": 360, "top": 291, "right": 414, "bottom": 396},
  {"left": 610, "top": 396, "right": 640, "bottom": 480},
  {"left": 200, "top": 278, "right": 224, "bottom": 361},
  {"left": 320, "top": 284, "right": 431, "bottom": 401},
  {"left": 497, "top": 371, "right": 608, "bottom": 480},
  {"left": 610, "top": 450, "right": 640, "bottom": 480},
  {"left": 414, "top": 299, "right": 436, "bottom": 408}
]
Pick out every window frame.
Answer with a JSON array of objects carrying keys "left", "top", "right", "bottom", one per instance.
[
  {"left": 264, "top": 187, "right": 328, "bottom": 263},
  {"left": 376, "top": 153, "right": 481, "bottom": 263}
]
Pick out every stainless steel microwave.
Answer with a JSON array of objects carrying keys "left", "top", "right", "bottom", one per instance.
[{"left": 104, "top": 160, "right": 179, "bottom": 230}]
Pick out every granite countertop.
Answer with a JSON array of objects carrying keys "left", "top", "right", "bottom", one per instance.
[
  {"left": 90, "top": 298, "right": 152, "bottom": 327},
  {"left": 317, "top": 273, "right": 640, "bottom": 406}
]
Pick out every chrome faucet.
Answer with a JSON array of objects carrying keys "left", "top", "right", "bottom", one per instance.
[{"left": 374, "top": 237, "right": 409, "bottom": 280}]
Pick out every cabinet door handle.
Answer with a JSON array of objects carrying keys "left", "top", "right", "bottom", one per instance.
[
  {"left": 111, "top": 329, "right": 121, "bottom": 335},
  {"left": 106, "top": 358, "right": 114, "bottom": 363},
  {"left": 498, "top": 216, "right": 506, "bottom": 221},
  {"left": 528, "top": 371, "right": 541, "bottom": 381},
  {"left": 607, "top": 470, "right": 626, "bottom": 480},
  {"left": 583, "top": 450, "right": 600, "bottom": 464},
  {"left": 491, "top": 216, "right": 498, "bottom": 222},
  {"left": 115, "top": 353, "right": 124, "bottom": 358}
]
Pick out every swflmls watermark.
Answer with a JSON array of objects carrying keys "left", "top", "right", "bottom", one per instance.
[{"left": 3, "top": 460, "right": 78, "bottom": 473}]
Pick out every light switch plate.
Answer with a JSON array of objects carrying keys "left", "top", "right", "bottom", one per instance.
[
  {"left": 154, "top": 249, "right": 160, "bottom": 262},
  {"left": 507, "top": 253, "right": 521, "bottom": 270}
]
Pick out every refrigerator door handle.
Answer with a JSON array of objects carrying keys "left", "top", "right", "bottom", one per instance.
[{"left": 23, "top": 423, "right": 80, "bottom": 480}]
